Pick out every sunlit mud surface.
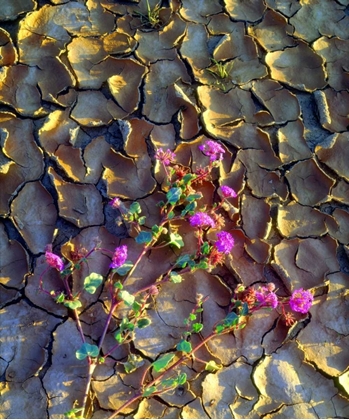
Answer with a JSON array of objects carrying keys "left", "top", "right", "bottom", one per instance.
[{"left": 1, "top": 0, "right": 349, "bottom": 418}]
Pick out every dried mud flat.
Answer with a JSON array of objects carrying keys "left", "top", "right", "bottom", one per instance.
[{"left": 1, "top": 0, "right": 349, "bottom": 418}]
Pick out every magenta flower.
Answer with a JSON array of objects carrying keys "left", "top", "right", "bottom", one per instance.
[
  {"left": 255, "top": 287, "right": 278, "bottom": 309},
  {"left": 289, "top": 288, "right": 313, "bottom": 313},
  {"left": 110, "top": 197, "right": 122, "bottom": 209},
  {"left": 189, "top": 212, "right": 216, "bottom": 228},
  {"left": 155, "top": 148, "right": 176, "bottom": 166},
  {"left": 220, "top": 185, "right": 237, "bottom": 198},
  {"left": 215, "top": 231, "right": 234, "bottom": 254},
  {"left": 199, "top": 140, "right": 225, "bottom": 162},
  {"left": 45, "top": 251, "right": 64, "bottom": 271},
  {"left": 110, "top": 245, "right": 128, "bottom": 269}
]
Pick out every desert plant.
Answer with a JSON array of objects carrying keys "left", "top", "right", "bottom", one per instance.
[{"left": 39, "top": 140, "right": 314, "bottom": 418}]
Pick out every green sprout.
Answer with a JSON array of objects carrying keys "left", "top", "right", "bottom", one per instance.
[
  {"left": 206, "top": 59, "right": 234, "bottom": 91},
  {"left": 134, "top": 0, "right": 162, "bottom": 29}
]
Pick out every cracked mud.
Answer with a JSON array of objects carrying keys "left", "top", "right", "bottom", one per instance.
[{"left": 0, "top": 0, "right": 349, "bottom": 418}]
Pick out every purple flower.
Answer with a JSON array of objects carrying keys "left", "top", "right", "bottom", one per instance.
[
  {"left": 215, "top": 231, "right": 234, "bottom": 254},
  {"left": 220, "top": 185, "right": 237, "bottom": 198},
  {"left": 45, "top": 251, "right": 64, "bottom": 271},
  {"left": 155, "top": 148, "right": 176, "bottom": 166},
  {"left": 189, "top": 212, "right": 216, "bottom": 228},
  {"left": 289, "top": 288, "right": 313, "bottom": 314},
  {"left": 110, "top": 245, "right": 128, "bottom": 269},
  {"left": 110, "top": 197, "right": 121, "bottom": 209},
  {"left": 199, "top": 140, "right": 225, "bottom": 162},
  {"left": 255, "top": 287, "right": 278, "bottom": 309}
]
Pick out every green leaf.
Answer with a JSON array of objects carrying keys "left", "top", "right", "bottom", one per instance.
[
  {"left": 138, "top": 216, "right": 146, "bottom": 225},
  {"left": 123, "top": 353, "right": 144, "bottom": 374},
  {"left": 55, "top": 292, "right": 65, "bottom": 303},
  {"left": 166, "top": 187, "right": 182, "bottom": 204},
  {"left": 161, "top": 377, "right": 177, "bottom": 388},
  {"left": 115, "top": 261, "right": 133, "bottom": 276},
  {"left": 224, "top": 312, "right": 239, "bottom": 327},
  {"left": 76, "top": 343, "right": 99, "bottom": 360},
  {"left": 152, "top": 353, "right": 175, "bottom": 372},
  {"left": 135, "top": 231, "right": 153, "bottom": 244},
  {"left": 194, "top": 260, "right": 208, "bottom": 270},
  {"left": 151, "top": 224, "right": 162, "bottom": 235},
  {"left": 176, "top": 340, "right": 192, "bottom": 353},
  {"left": 192, "top": 323, "right": 203, "bottom": 333},
  {"left": 175, "top": 254, "right": 192, "bottom": 268},
  {"left": 167, "top": 210, "right": 175, "bottom": 219},
  {"left": 64, "top": 408, "right": 83, "bottom": 419},
  {"left": 240, "top": 302, "right": 249, "bottom": 316},
  {"left": 136, "top": 318, "right": 151, "bottom": 329},
  {"left": 189, "top": 313, "right": 196, "bottom": 321},
  {"left": 205, "top": 360, "right": 223, "bottom": 372},
  {"left": 115, "top": 331, "right": 123, "bottom": 344},
  {"left": 114, "top": 281, "right": 123, "bottom": 290},
  {"left": 129, "top": 202, "right": 141, "bottom": 214},
  {"left": 132, "top": 300, "right": 142, "bottom": 313},
  {"left": 119, "top": 290, "right": 135, "bottom": 306},
  {"left": 181, "top": 201, "right": 197, "bottom": 216},
  {"left": 120, "top": 317, "right": 134, "bottom": 332},
  {"left": 200, "top": 242, "right": 210, "bottom": 255},
  {"left": 142, "top": 386, "right": 157, "bottom": 397},
  {"left": 177, "top": 372, "right": 187, "bottom": 385},
  {"left": 186, "top": 193, "right": 202, "bottom": 203},
  {"left": 64, "top": 300, "right": 82, "bottom": 310},
  {"left": 169, "top": 233, "right": 184, "bottom": 249},
  {"left": 84, "top": 272, "right": 103, "bottom": 294},
  {"left": 170, "top": 272, "right": 183, "bottom": 283},
  {"left": 215, "top": 324, "right": 225, "bottom": 334},
  {"left": 182, "top": 173, "right": 195, "bottom": 184}
]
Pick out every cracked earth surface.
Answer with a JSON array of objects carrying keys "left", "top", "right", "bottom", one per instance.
[{"left": 1, "top": 0, "right": 349, "bottom": 418}]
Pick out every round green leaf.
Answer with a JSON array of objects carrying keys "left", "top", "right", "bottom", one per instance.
[
  {"left": 192, "top": 323, "right": 203, "bottom": 333},
  {"left": 205, "top": 360, "right": 223, "bottom": 372},
  {"left": 176, "top": 339, "right": 192, "bottom": 353},
  {"left": 84, "top": 272, "right": 103, "bottom": 294},
  {"left": 142, "top": 385, "right": 157, "bottom": 397},
  {"left": 169, "top": 233, "right": 184, "bottom": 249},
  {"left": 64, "top": 300, "right": 82, "bottom": 310},
  {"left": 166, "top": 187, "right": 181, "bottom": 204},
  {"left": 115, "top": 261, "right": 133, "bottom": 276},
  {"left": 135, "top": 231, "right": 153, "bottom": 244},
  {"left": 76, "top": 343, "right": 99, "bottom": 360},
  {"left": 119, "top": 290, "right": 135, "bottom": 306},
  {"left": 136, "top": 318, "right": 151, "bottom": 329},
  {"left": 152, "top": 353, "right": 175, "bottom": 372},
  {"left": 170, "top": 272, "right": 183, "bottom": 283}
]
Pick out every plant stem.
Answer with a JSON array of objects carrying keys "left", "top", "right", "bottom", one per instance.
[
  {"left": 98, "top": 299, "right": 120, "bottom": 352},
  {"left": 108, "top": 331, "right": 217, "bottom": 419},
  {"left": 81, "top": 362, "right": 97, "bottom": 418},
  {"left": 108, "top": 392, "right": 142, "bottom": 419}
]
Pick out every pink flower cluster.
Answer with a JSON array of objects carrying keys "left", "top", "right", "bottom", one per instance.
[
  {"left": 155, "top": 148, "right": 176, "bottom": 166},
  {"left": 45, "top": 251, "right": 64, "bottom": 271},
  {"left": 220, "top": 185, "right": 237, "bottom": 198},
  {"left": 199, "top": 140, "right": 225, "bottom": 162},
  {"left": 110, "top": 245, "right": 128, "bottom": 269},
  {"left": 189, "top": 212, "right": 216, "bottom": 228},
  {"left": 289, "top": 288, "right": 313, "bottom": 313},
  {"left": 255, "top": 285, "right": 278, "bottom": 309},
  {"left": 215, "top": 231, "right": 234, "bottom": 254}
]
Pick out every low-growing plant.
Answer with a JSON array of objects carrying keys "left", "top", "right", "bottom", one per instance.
[
  {"left": 206, "top": 58, "right": 234, "bottom": 91},
  {"left": 134, "top": 0, "right": 163, "bottom": 29},
  {"left": 39, "top": 140, "right": 314, "bottom": 418}
]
